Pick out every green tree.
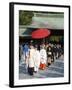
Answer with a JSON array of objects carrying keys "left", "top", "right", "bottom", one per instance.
[{"left": 19, "top": 11, "right": 34, "bottom": 25}]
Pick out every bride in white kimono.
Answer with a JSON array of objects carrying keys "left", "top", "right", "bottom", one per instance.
[{"left": 40, "top": 46, "right": 47, "bottom": 70}]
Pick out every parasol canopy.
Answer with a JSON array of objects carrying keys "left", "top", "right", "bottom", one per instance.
[{"left": 31, "top": 28, "right": 51, "bottom": 39}]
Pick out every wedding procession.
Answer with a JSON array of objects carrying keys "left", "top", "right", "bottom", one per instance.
[{"left": 19, "top": 11, "right": 64, "bottom": 79}]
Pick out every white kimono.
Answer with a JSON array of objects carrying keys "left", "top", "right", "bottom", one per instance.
[
  {"left": 34, "top": 50, "right": 40, "bottom": 72},
  {"left": 40, "top": 49, "right": 47, "bottom": 64},
  {"left": 28, "top": 49, "right": 35, "bottom": 68}
]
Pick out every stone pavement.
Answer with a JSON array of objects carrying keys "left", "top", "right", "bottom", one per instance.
[{"left": 19, "top": 56, "right": 64, "bottom": 79}]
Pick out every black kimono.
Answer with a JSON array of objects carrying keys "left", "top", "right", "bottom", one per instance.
[{"left": 47, "top": 46, "right": 54, "bottom": 65}]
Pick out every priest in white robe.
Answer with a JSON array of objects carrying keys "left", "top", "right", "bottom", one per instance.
[
  {"left": 28, "top": 45, "right": 35, "bottom": 75},
  {"left": 34, "top": 45, "right": 40, "bottom": 73}
]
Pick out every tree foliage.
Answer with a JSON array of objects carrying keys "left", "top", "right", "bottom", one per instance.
[
  {"left": 19, "top": 11, "right": 34, "bottom": 25},
  {"left": 49, "top": 36, "right": 63, "bottom": 42}
]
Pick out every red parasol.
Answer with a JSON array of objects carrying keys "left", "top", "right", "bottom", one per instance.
[{"left": 31, "top": 28, "right": 51, "bottom": 39}]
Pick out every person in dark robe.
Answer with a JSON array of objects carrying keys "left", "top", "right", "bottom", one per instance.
[{"left": 47, "top": 45, "right": 53, "bottom": 66}]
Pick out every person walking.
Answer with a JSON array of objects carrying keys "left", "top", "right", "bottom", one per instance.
[
  {"left": 28, "top": 44, "right": 35, "bottom": 75},
  {"left": 47, "top": 45, "right": 53, "bottom": 66},
  {"left": 39, "top": 45, "right": 47, "bottom": 70},
  {"left": 23, "top": 43, "right": 29, "bottom": 73},
  {"left": 34, "top": 45, "right": 40, "bottom": 73}
]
